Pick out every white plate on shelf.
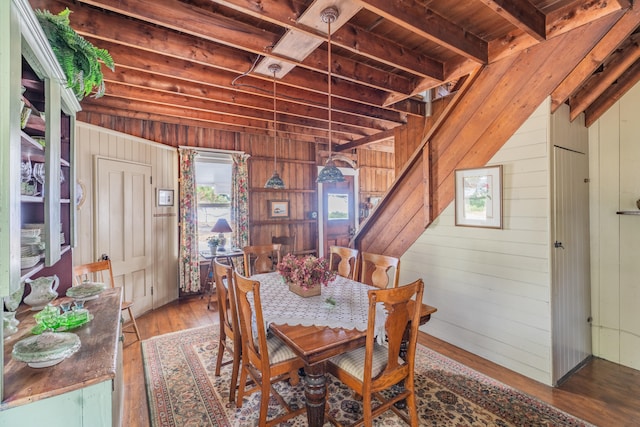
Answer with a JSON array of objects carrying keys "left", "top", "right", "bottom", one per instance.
[
  {"left": 21, "top": 255, "right": 40, "bottom": 269},
  {"left": 21, "top": 228, "right": 41, "bottom": 238}
]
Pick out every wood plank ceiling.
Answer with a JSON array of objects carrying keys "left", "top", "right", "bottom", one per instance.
[{"left": 30, "top": 0, "right": 640, "bottom": 151}]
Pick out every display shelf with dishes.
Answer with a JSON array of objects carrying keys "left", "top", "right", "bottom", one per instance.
[
  {"left": 2, "top": 0, "right": 83, "bottom": 415},
  {"left": 19, "top": 55, "right": 76, "bottom": 271}
]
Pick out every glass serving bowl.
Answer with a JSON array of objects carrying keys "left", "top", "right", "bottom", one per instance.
[{"left": 12, "top": 332, "right": 81, "bottom": 368}]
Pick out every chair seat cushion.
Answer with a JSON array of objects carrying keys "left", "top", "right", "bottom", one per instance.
[
  {"left": 329, "top": 344, "right": 389, "bottom": 381},
  {"left": 266, "top": 335, "right": 299, "bottom": 364}
]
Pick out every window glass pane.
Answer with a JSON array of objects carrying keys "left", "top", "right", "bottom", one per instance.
[
  {"left": 195, "top": 155, "right": 232, "bottom": 253},
  {"left": 328, "top": 193, "right": 349, "bottom": 220}
]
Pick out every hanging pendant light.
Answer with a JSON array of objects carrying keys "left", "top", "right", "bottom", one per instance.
[
  {"left": 264, "top": 63, "right": 286, "bottom": 189},
  {"left": 317, "top": 6, "right": 345, "bottom": 184}
]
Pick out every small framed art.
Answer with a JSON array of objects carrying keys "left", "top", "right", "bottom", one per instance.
[
  {"left": 455, "top": 165, "right": 502, "bottom": 228},
  {"left": 157, "top": 189, "right": 174, "bottom": 206},
  {"left": 268, "top": 200, "right": 289, "bottom": 218}
]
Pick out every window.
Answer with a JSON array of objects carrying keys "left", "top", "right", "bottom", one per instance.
[
  {"left": 195, "top": 153, "right": 232, "bottom": 253},
  {"left": 327, "top": 193, "right": 349, "bottom": 220}
]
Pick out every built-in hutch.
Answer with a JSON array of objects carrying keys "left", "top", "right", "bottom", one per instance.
[{"left": 1, "top": 1, "right": 122, "bottom": 424}]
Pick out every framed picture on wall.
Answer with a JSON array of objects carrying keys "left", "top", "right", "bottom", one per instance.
[
  {"left": 157, "top": 189, "right": 174, "bottom": 206},
  {"left": 455, "top": 165, "right": 502, "bottom": 228},
  {"left": 268, "top": 200, "right": 289, "bottom": 218}
]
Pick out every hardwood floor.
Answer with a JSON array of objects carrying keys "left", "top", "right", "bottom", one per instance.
[{"left": 123, "top": 296, "right": 640, "bottom": 427}]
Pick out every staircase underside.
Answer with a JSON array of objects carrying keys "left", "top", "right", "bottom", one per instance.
[{"left": 356, "top": 12, "right": 621, "bottom": 258}]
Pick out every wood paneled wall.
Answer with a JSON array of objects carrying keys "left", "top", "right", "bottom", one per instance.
[
  {"left": 77, "top": 113, "right": 397, "bottom": 256},
  {"left": 357, "top": 149, "right": 395, "bottom": 221},
  {"left": 238, "top": 133, "right": 319, "bottom": 253}
]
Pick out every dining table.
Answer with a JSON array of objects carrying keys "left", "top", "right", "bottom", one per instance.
[{"left": 251, "top": 272, "right": 437, "bottom": 427}]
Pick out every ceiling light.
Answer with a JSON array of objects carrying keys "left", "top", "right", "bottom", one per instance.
[
  {"left": 264, "top": 63, "right": 286, "bottom": 189},
  {"left": 317, "top": 6, "right": 345, "bottom": 184}
]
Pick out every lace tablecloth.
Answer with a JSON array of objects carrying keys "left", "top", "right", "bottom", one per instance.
[{"left": 252, "top": 272, "right": 383, "bottom": 334}]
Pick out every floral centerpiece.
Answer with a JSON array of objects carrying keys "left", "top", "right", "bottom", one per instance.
[{"left": 276, "top": 254, "right": 336, "bottom": 297}]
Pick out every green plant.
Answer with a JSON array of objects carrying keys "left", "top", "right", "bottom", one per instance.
[
  {"left": 206, "top": 236, "right": 220, "bottom": 246},
  {"left": 35, "top": 8, "right": 115, "bottom": 100}
]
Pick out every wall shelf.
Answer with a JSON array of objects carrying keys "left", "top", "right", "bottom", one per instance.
[
  {"left": 252, "top": 219, "right": 317, "bottom": 226},
  {"left": 251, "top": 188, "right": 316, "bottom": 193}
]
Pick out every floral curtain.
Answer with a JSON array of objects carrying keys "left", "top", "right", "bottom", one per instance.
[
  {"left": 178, "top": 148, "right": 200, "bottom": 292},
  {"left": 231, "top": 153, "right": 250, "bottom": 266}
]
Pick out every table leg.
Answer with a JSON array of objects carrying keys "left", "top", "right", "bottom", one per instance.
[{"left": 304, "top": 362, "right": 327, "bottom": 427}]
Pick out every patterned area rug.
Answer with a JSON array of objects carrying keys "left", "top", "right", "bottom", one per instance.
[{"left": 142, "top": 325, "right": 594, "bottom": 427}]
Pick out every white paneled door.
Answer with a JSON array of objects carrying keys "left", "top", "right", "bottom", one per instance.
[
  {"left": 552, "top": 146, "right": 591, "bottom": 385},
  {"left": 94, "top": 157, "right": 153, "bottom": 316}
]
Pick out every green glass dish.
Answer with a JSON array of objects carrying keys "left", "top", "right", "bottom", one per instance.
[{"left": 32, "top": 306, "right": 94, "bottom": 335}]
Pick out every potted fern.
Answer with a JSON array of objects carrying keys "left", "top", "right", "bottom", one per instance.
[{"left": 34, "top": 8, "right": 114, "bottom": 100}]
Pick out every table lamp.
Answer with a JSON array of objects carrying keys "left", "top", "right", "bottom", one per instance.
[{"left": 211, "top": 218, "right": 232, "bottom": 252}]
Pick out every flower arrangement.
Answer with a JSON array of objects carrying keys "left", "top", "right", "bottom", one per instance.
[
  {"left": 206, "top": 235, "right": 220, "bottom": 246},
  {"left": 276, "top": 254, "right": 335, "bottom": 290}
]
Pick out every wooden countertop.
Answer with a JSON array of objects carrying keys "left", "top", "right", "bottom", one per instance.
[{"left": 1, "top": 287, "right": 122, "bottom": 410}]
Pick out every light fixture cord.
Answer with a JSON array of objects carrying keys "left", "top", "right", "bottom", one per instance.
[
  {"left": 327, "top": 16, "right": 333, "bottom": 160},
  {"left": 272, "top": 66, "right": 277, "bottom": 172}
]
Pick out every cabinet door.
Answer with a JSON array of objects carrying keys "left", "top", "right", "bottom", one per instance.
[
  {"left": 44, "top": 77, "right": 62, "bottom": 266},
  {"left": 0, "top": 0, "right": 23, "bottom": 298}
]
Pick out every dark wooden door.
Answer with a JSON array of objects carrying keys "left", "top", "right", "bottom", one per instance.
[{"left": 322, "top": 176, "right": 355, "bottom": 258}]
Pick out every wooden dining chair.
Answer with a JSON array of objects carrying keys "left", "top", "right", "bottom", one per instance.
[
  {"left": 242, "top": 243, "right": 282, "bottom": 276},
  {"left": 329, "top": 245, "right": 359, "bottom": 280},
  {"left": 271, "top": 233, "right": 296, "bottom": 256},
  {"left": 326, "top": 278, "right": 425, "bottom": 426},
  {"left": 73, "top": 257, "right": 141, "bottom": 343},
  {"left": 359, "top": 252, "right": 401, "bottom": 289},
  {"left": 212, "top": 259, "right": 242, "bottom": 402},
  {"left": 233, "top": 271, "right": 306, "bottom": 426}
]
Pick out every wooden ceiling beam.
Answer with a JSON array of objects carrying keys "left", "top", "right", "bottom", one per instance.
[
  {"left": 72, "top": 0, "right": 415, "bottom": 98},
  {"left": 100, "top": 48, "right": 410, "bottom": 124},
  {"left": 488, "top": 1, "right": 628, "bottom": 62},
  {"left": 77, "top": 106, "right": 274, "bottom": 144},
  {"left": 384, "top": 57, "right": 481, "bottom": 106},
  {"left": 479, "top": 0, "right": 546, "bottom": 41},
  {"left": 104, "top": 69, "right": 402, "bottom": 133},
  {"left": 545, "top": 0, "right": 630, "bottom": 39},
  {"left": 80, "top": 96, "right": 369, "bottom": 142},
  {"left": 569, "top": 34, "right": 640, "bottom": 121},
  {"left": 358, "top": 0, "right": 488, "bottom": 64},
  {"left": 551, "top": 4, "right": 640, "bottom": 112},
  {"left": 584, "top": 58, "right": 640, "bottom": 126},
  {"left": 89, "top": 37, "right": 423, "bottom": 119},
  {"left": 102, "top": 81, "right": 390, "bottom": 138},
  {"left": 334, "top": 128, "right": 395, "bottom": 152},
  {"left": 211, "top": 0, "right": 445, "bottom": 80}
]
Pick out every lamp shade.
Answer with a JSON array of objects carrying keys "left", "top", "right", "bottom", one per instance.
[
  {"left": 211, "top": 218, "right": 232, "bottom": 233},
  {"left": 317, "top": 158, "right": 345, "bottom": 183},
  {"left": 264, "top": 171, "right": 286, "bottom": 189}
]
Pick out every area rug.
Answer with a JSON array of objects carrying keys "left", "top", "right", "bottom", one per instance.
[{"left": 142, "top": 325, "right": 594, "bottom": 427}]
